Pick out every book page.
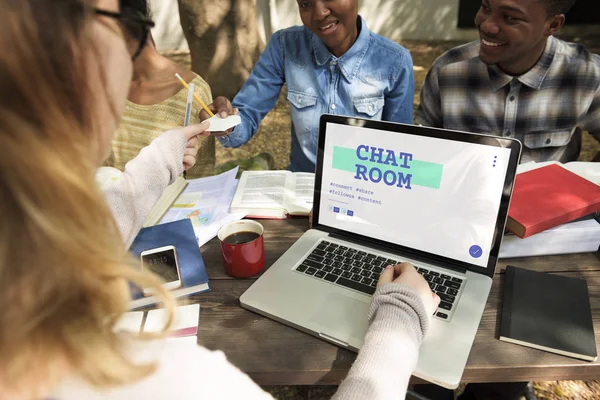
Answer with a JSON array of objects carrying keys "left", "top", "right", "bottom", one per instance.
[
  {"left": 231, "top": 171, "right": 289, "bottom": 211},
  {"left": 160, "top": 167, "right": 238, "bottom": 228},
  {"left": 286, "top": 172, "right": 315, "bottom": 215},
  {"left": 565, "top": 162, "right": 600, "bottom": 185}
]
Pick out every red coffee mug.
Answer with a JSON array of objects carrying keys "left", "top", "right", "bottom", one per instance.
[{"left": 217, "top": 220, "right": 265, "bottom": 278}]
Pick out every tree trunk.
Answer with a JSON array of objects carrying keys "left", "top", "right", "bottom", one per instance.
[{"left": 177, "top": 0, "right": 263, "bottom": 100}]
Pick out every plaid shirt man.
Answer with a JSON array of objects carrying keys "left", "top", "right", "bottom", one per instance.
[{"left": 416, "top": 36, "right": 600, "bottom": 163}]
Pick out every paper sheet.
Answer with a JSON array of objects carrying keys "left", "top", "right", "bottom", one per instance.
[
  {"left": 516, "top": 161, "right": 600, "bottom": 184},
  {"left": 205, "top": 114, "right": 242, "bottom": 132},
  {"left": 160, "top": 167, "right": 245, "bottom": 246},
  {"left": 114, "top": 311, "right": 144, "bottom": 333},
  {"left": 165, "top": 335, "right": 199, "bottom": 347},
  {"left": 144, "top": 304, "right": 200, "bottom": 338}
]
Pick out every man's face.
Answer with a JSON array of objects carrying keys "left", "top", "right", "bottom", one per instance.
[
  {"left": 297, "top": 0, "right": 359, "bottom": 57},
  {"left": 474, "top": 0, "right": 559, "bottom": 74}
]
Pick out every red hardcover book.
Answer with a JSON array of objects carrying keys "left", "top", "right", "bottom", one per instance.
[{"left": 506, "top": 164, "right": 600, "bottom": 238}]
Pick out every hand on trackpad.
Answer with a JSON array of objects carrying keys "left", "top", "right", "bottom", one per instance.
[{"left": 310, "top": 293, "right": 369, "bottom": 344}]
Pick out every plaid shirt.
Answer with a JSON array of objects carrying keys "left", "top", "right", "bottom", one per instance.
[{"left": 415, "top": 36, "right": 600, "bottom": 162}]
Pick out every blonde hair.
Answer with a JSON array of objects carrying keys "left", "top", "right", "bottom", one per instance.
[{"left": 0, "top": 0, "right": 173, "bottom": 396}]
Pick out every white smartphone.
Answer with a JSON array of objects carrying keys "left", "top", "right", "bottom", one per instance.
[{"left": 140, "top": 245, "right": 182, "bottom": 295}]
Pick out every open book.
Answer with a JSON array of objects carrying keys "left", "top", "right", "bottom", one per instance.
[{"left": 230, "top": 171, "right": 315, "bottom": 219}]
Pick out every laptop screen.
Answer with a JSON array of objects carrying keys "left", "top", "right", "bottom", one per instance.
[{"left": 315, "top": 118, "right": 520, "bottom": 272}]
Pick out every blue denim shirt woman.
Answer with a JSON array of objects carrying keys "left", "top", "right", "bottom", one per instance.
[{"left": 215, "top": 0, "right": 414, "bottom": 172}]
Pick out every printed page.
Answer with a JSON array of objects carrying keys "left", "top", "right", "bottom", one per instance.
[
  {"left": 285, "top": 172, "right": 315, "bottom": 215},
  {"left": 231, "top": 171, "right": 289, "bottom": 212},
  {"left": 160, "top": 167, "right": 238, "bottom": 227},
  {"left": 195, "top": 179, "right": 245, "bottom": 247}
]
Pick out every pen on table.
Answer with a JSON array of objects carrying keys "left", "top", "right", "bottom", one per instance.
[
  {"left": 182, "top": 83, "right": 194, "bottom": 179},
  {"left": 175, "top": 73, "right": 214, "bottom": 117}
]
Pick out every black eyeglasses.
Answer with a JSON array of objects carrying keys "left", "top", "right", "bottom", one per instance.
[{"left": 93, "top": 8, "right": 155, "bottom": 61}]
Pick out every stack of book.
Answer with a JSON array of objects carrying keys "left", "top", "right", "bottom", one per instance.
[{"left": 499, "top": 162, "right": 600, "bottom": 258}]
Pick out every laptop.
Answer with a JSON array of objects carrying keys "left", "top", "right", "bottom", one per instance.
[{"left": 240, "top": 115, "right": 521, "bottom": 389}]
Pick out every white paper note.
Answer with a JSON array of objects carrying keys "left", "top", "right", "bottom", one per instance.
[
  {"left": 114, "top": 311, "right": 144, "bottom": 333},
  {"left": 205, "top": 114, "right": 242, "bottom": 132},
  {"left": 143, "top": 304, "right": 200, "bottom": 338}
]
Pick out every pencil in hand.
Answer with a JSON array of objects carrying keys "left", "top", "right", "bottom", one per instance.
[{"left": 175, "top": 73, "right": 215, "bottom": 117}]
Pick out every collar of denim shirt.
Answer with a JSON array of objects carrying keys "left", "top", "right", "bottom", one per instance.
[
  {"left": 487, "top": 35, "right": 557, "bottom": 91},
  {"left": 311, "top": 16, "right": 371, "bottom": 83}
]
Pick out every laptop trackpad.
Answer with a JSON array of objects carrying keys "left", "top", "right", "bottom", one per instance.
[{"left": 310, "top": 293, "right": 369, "bottom": 344}]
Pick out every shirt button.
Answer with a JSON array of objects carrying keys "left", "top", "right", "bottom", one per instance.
[
  {"left": 509, "top": 96, "right": 515, "bottom": 101},
  {"left": 545, "top": 138, "right": 551, "bottom": 144},
  {"left": 368, "top": 104, "right": 374, "bottom": 111},
  {"left": 331, "top": 60, "right": 338, "bottom": 66},
  {"left": 331, "top": 104, "right": 336, "bottom": 110},
  {"left": 297, "top": 96, "right": 303, "bottom": 104}
]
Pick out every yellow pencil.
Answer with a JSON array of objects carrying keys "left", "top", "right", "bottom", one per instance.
[{"left": 175, "top": 73, "right": 215, "bottom": 117}]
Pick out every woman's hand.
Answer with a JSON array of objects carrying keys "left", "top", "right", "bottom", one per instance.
[
  {"left": 377, "top": 262, "right": 440, "bottom": 316},
  {"left": 181, "top": 121, "right": 210, "bottom": 170}
]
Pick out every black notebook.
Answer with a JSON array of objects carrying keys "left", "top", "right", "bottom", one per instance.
[{"left": 500, "top": 265, "right": 597, "bottom": 361}]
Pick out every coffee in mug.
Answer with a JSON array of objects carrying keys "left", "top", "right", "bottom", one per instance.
[
  {"left": 223, "top": 231, "right": 261, "bottom": 245},
  {"left": 217, "top": 220, "right": 265, "bottom": 278}
]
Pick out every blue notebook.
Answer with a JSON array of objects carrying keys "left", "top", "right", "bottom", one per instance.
[{"left": 129, "top": 219, "right": 210, "bottom": 309}]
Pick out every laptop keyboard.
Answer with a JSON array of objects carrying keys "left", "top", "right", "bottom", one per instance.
[{"left": 295, "top": 240, "right": 465, "bottom": 321}]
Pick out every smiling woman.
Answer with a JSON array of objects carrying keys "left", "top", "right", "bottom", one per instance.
[
  {"left": 0, "top": 0, "right": 442, "bottom": 396},
  {"left": 297, "top": 0, "right": 359, "bottom": 57},
  {"left": 210, "top": 0, "right": 416, "bottom": 173}
]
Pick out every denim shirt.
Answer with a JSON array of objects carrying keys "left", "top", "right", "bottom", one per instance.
[{"left": 219, "top": 17, "right": 414, "bottom": 172}]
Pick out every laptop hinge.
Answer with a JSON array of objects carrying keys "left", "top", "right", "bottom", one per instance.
[{"left": 328, "top": 232, "right": 468, "bottom": 275}]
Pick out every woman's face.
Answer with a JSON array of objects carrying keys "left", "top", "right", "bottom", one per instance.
[
  {"left": 88, "top": 0, "right": 133, "bottom": 164},
  {"left": 297, "top": 0, "right": 359, "bottom": 57}
]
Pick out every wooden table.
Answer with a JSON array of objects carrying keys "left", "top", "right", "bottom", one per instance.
[{"left": 193, "top": 219, "right": 600, "bottom": 386}]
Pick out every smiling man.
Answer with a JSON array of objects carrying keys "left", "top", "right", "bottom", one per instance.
[
  {"left": 213, "top": 0, "right": 414, "bottom": 173},
  {"left": 416, "top": 0, "right": 600, "bottom": 164}
]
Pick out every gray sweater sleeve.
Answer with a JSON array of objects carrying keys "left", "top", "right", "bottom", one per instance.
[
  {"left": 103, "top": 130, "right": 187, "bottom": 247},
  {"left": 332, "top": 283, "right": 430, "bottom": 400}
]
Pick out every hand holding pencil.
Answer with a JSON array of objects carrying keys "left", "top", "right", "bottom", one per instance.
[
  {"left": 175, "top": 74, "right": 238, "bottom": 137},
  {"left": 181, "top": 121, "right": 211, "bottom": 171}
]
